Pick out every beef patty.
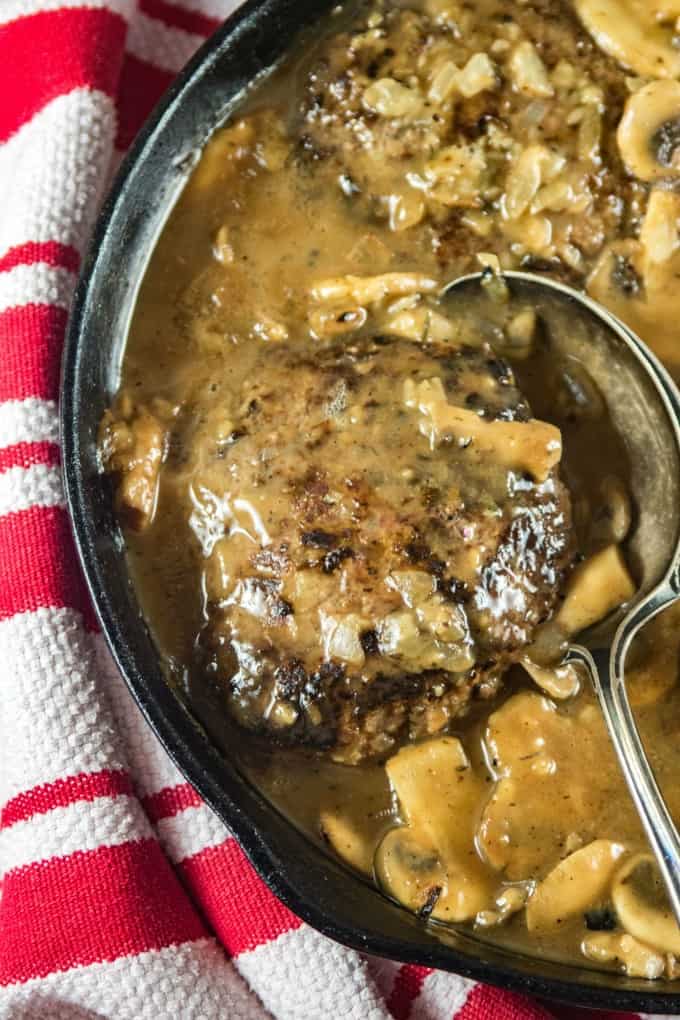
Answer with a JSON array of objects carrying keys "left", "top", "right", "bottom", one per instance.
[{"left": 181, "top": 333, "right": 574, "bottom": 763}]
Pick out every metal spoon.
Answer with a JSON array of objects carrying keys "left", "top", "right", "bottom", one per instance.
[{"left": 442, "top": 270, "right": 680, "bottom": 924}]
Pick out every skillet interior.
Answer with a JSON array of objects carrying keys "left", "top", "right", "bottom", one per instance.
[{"left": 60, "top": 0, "right": 680, "bottom": 1009}]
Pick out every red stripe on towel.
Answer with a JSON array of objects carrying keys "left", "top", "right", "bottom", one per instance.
[
  {"left": 386, "top": 964, "right": 433, "bottom": 1020},
  {"left": 0, "top": 441, "right": 60, "bottom": 473},
  {"left": 0, "top": 305, "right": 67, "bottom": 403},
  {"left": 139, "top": 0, "right": 220, "bottom": 37},
  {"left": 0, "top": 505, "right": 98, "bottom": 629},
  {"left": 0, "top": 242, "right": 80, "bottom": 275},
  {"left": 142, "top": 783, "right": 203, "bottom": 823},
  {"left": 115, "top": 54, "right": 174, "bottom": 150},
  {"left": 0, "top": 839, "right": 207, "bottom": 984},
  {"left": 0, "top": 8, "right": 126, "bottom": 143},
  {"left": 181, "top": 839, "right": 303, "bottom": 955},
  {"left": 2, "top": 770, "right": 134, "bottom": 829},
  {"left": 458, "top": 987, "right": 556, "bottom": 1020}
]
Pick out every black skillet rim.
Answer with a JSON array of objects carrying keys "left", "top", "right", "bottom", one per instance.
[{"left": 60, "top": 0, "right": 680, "bottom": 1010}]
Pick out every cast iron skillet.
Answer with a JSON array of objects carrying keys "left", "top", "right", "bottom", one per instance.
[{"left": 61, "top": 0, "right": 680, "bottom": 1010}]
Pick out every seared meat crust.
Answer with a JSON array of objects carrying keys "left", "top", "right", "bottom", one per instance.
[{"left": 185, "top": 335, "right": 573, "bottom": 762}]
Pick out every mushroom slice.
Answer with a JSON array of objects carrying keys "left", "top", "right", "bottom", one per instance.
[
  {"left": 98, "top": 403, "right": 167, "bottom": 532},
  {"left": 650, "top": 0, "right": 680, "bottom": 17},
  {"left": 479, "top": 692, "right": 624, "bottom": 879},
  {"left": 612, "top": 853, "right": 680, "bottom": 954},
  {"left": 521, "top": 656, "right": 582, "bottom": 700},
  {"left": 476, "top": 884, "right": 531, "bottom": 928},
  {"left": 574, "top": 0, "right": 680, "bottom": 79},
  {"left": 320, "top": 810, "right": 376, "bottom": 875},
  {"left": 582, "top": 931, "right": 666, "bottom": 979},
  {"left": 403, "top": 376, "right": 562, "bottom": 482},
  {"left": 639, "top": 190, "right": 680, "bottom": 273},
  {"left": 310, "top": 273, "right": 438, "bottom": 308},
  {"left": 386, "top": 737, "right": 485, "bottom": 857},
  {"left": 381, "top": 306, "right": 464, "bottom": 346},
  {"left": 618, "top": 80, "right": 680, "bottom": 181},
  {"left": 589, "top": 475, "right": 633, "bottom": 549},
  {"left": 590, "top": 192, "right": 680, "bottom": 370},
  {"left": 526, "top": 840, "right": 626, "bottom": 932},
  {"left": 375, "top": 828, "right": 448, "bottom": 916},
  {"left": 378, "top": 737, "right": 494, "bottom": 922},
  {"left": 587, "top": 239, "right": 680, "bottom": 376},
  {"left": 554, "top": 544, "right": 636, "bottom": 637}
]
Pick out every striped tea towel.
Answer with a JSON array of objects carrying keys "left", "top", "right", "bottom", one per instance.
[{"left": 0, "top": 2, "right": 666, "bottom": 1017}]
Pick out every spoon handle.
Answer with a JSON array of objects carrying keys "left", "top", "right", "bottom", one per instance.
[{"left": 569, "top": 590, "right": 680, "bottom": 926}]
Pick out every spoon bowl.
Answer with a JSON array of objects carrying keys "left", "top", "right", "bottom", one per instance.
[
  {"left": 442, "top": 270, "right": 680, "bottom": 618},
  {"left": 443, "top": 270, "right": 680, "bottom": 923}
]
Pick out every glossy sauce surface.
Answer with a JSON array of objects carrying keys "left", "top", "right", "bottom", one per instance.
[{"left": 102, "top": 0, "right": 680, "bottom": 979}]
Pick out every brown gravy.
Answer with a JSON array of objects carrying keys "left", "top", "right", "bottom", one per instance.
[{"left": 101, "top": 0, "right": 680, "bottom": 979}]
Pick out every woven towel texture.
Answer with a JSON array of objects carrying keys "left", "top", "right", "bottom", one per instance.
[{"left": 0, "top": 2, "right": 669, "bottom": 1018}]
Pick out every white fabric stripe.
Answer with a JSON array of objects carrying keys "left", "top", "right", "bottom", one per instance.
[
  {"left": 0, "top": 397, "right": 58, "bottom": 448},
  {"left": 93, "top": 633, "right": 189, "bottom": 796},
  {"left": 0, "top": 263, "right": 75, "bottom": 314},
  {"left": 126, "top": 13, "right": 204, "bottom": 71},
  {"left": 0, "top": 4, "right": 515, "bottom": 1019},
  {"left": 155, "top": 803, "right": 230, "bottom": 863},
  {"left": 411, "top": 969, "right": 475, "bottom": 1019},
  {"left": 157, "top": 0, "right": 235, "bottom": 18},
  {"left": 0, "top": 89, "right": 116, "bottom": 259},
  {"left": 236, "top": 926, "right": 393, "bottom": 1020},
  {"left": 0, "top": 794, "right": 151, "bottom": 874},
  {"left": 0, "top": 462, "right": 64, "bottom": 515},
  {"left": 362, "top": 957, "right": 402, "bottom": 1004},
  {"left": 0, "top": 0, "right": 134, "bottom": 28},
  {"left": 94, "top": 640, "right": 232, "bottom": 858},
  {"left": 0, "top": 0, "right": 228, "bottom": 25},
  {"left": 0, "top": 607, "right": 128, "bottom": 804},
  {"left": 93, "top": 637, "right": 232, "bottom": 848},
  {"left": 0, "top": 938, "right": 270, "bottom": 1020}
]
